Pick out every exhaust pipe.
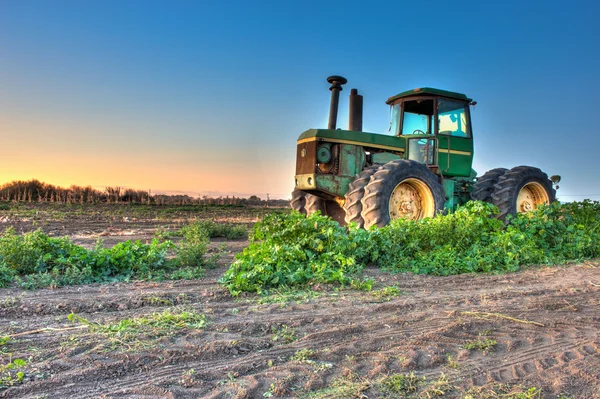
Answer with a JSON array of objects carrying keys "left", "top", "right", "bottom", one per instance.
[
  {"left": 348, "top": 88, "right": 363, "bottom": 131},
  {"left": 327, "top": 75, "right": 347, "bottom": 130}
]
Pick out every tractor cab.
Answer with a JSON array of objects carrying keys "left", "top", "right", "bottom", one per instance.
[{"left": 386, "top": 88, "right": 475, "bottom": 177}]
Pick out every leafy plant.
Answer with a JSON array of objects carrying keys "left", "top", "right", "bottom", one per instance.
[
  {"left": 220, "top": 200, "right": 600, "bottom": 294},
  {"left": 0, "top": 226, "right": 213, "bottom": 288},
  {"left": 463, "top": 338, "right": 497, "bottom": 351},
  {"left": 271, "top": 324, "right": 296, "bottom": 344},
  {"left": 68, "top": 309, "right": 207, "bottom": 350},
  {"left": 219, "top": 211, "right": 367, "bottom": 295},
  {"left": 291, "top": 348, "right": 315, "bottom": 362},
  {"left": 372, "top": 285, "right": 402, "bottom": 299},
  {"left": 379, "top": 372, "right": 424, "bottom": 395},
  {"left": 0, "top": 355, "right": 26, "bottom": 388}
]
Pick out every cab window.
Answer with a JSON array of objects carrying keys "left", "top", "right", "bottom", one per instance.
[
  {"left": 438, "top": 98, "right": 470, "bottom": 137},
  {"left": 401, "top": 99, "right": 434, "bottom": 135}
]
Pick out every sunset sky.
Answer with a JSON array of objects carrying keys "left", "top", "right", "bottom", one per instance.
[{"left": 1, "top": 0, "right": 599, "bottom": 200}]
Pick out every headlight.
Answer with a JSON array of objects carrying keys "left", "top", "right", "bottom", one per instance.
[{"left": 317, "top": 146, "right": 331, "bottom": 163}]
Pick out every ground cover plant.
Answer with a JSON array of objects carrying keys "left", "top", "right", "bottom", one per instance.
[
  {"left": 220, "top": 200, "right": 600, "bottom": 294},
  {"left": 219, "top": 211, "right": 369, "bottom": 296},
  {"left": 0, "top": 221, "right": 216, "bottom": 288}
]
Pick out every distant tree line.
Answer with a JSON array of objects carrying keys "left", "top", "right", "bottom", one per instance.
[{"left": 0, "top": 180, "right": 288, "bottom": 206}]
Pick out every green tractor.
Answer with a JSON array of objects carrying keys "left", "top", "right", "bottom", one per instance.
[{"left": 292, "top": 76, "right": 559, "bottom": 228}]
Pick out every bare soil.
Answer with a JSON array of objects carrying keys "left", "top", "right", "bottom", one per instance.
[{"left": 0, "top": 205, "right": 599, "bottom": 398}]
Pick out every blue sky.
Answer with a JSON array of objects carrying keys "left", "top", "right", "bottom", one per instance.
[{"left": 1, "top": 0, "right": 599, "bottom": 200}]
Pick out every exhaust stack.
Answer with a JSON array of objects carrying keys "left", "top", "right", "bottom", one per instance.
[
  {"left": 348, "top": 88, "right": 363, "bottom": 131},
  {"left": 326, "top": 75, "right": 347, "bottom": 130}
]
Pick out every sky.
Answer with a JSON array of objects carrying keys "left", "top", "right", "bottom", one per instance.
[{"left": 1, "top": 0, "right": 599, "bottom": 200}]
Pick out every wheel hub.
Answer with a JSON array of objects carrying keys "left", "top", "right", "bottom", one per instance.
[
  {"left": 517, "top": 182, "right": 549, "bottom": 213},
  {"left": 389, "top": 178, "right": 434, "bottom": 221}
]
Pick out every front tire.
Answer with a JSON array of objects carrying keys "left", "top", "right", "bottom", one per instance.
[
  {"left": 361, "top": 160, "right": 446, "bottom": 229},
  {"left": 343, "top": 165, "right": 381, "bottom": 228},
  {"left": 291, "top": 189, "right": 307, "bottom": 214},
  {"left": 305, "top": 193, "right": 346, "bottom": 226},
  {"left": 491, "top": 166, "right": 556, "bottom": 221}
]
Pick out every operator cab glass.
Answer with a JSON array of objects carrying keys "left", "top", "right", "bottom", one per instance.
[{"left": 438, "top": 98, "right": 471, "bottom": 138}]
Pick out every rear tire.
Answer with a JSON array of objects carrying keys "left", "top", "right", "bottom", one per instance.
[
  {"left": 361, "top": 160, "right": 446, "bottom": 229},
  {"left": 343, "top": 165, "right": 381, "bottom": 228},
  {"left": 471, "top": 168, "right": 508, "bottom": 203},
  {"left": 491, "top": 166, "right": 556, "bottom": 221}
]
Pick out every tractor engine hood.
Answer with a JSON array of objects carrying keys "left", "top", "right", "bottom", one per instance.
[{"left": 297, "top": 129, "right": 406, "bottom": 151}]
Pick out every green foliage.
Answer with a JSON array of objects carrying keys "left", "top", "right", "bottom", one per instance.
[
  {"left": 219, "top": 211, "right": 367, "bottom": 295},
  {"left": 379, "top": 372, "right": 425, "bottom": 395},
  {"left": 220, "top": 200, "right": 600, "bottom": 294},
  {"left": 0, "top": 355, "right": 26, "bottom": 388},
  {"left": 463, "top": 338, "right": 497, "bottom": 351},
  {"left": 463, "top": 385, "right": 542, "bottom": 399},
  {"left": 68, "top": 309, "right": 207, "bottom": 348},
  {"left": 175, "top": 222, "right": 212, "bottom": 267},
  {"left": 372, "top": 285, "right": 402, "bottom": 299},
  {"left": 271, "top": 324, "right": 296, "bottom": 344},
  {"left": 291, "top": 348, "right": 316, "bottom": 362},
  {"left": 0, "top": 227, "right": 212, "bottom": 288}
]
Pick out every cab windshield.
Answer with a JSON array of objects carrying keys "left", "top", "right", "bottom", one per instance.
[{"left": 401, "top": 99, "right": 434, "bottom": 135}]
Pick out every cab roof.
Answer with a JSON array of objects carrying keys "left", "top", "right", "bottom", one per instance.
[{"left": 386, "top": 87, "right": 472, "bottom": 104}]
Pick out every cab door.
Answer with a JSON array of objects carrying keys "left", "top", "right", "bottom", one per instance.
[{"left": 436, "top": 98, "right": 474, "bottom": 177}]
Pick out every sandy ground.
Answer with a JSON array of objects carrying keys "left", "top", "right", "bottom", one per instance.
[{"left": 0, "top": 205, "right": 599, "bottom": 398}]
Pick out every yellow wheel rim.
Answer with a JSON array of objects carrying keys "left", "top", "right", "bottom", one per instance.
[
  {"left": 516, "top": 182, "right": 549, "bottom": 213},
  {"left": 389, "top": 178, "right": 435, "bottom": 221}
]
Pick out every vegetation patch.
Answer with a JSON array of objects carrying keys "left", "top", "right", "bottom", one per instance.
[
  {"left": 372, "top": 284, "right": 402, "bottom": 300},
  {"left": 379, "top": 372, "right": 425, "bottom": 395},
  {"left": 291, "top": 348, "right": 316, "bottom": 362},
  {"left": 463, "top": 384, "right": 542, "bottom": 399},
  {"left": 271, "top": 324, "right": 296, "bottom": 344},
  {"left": 0, "top": 355, "right": 27, "bottom": 388},
  {"left": 219, "top": 211, "right": 370, "bottom": 295},
  {"left": 68, "top": 309, "right": 207, "bottom": 350},
  {"left": 0, "top": 220, "right": 217, "bottom": 288},
  {"left": 221, "top": 200, "right": 600, "bottom": 294},
  {"left": 463, "top": 338, "right": 497, "bottom": 351}
]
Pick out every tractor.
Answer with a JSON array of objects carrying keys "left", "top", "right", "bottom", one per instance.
[{"left": 292, "top": 76, "right": 559, "bottom": 228}]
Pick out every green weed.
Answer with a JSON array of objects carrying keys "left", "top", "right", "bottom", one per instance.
[
  {"left": 463, "top": 338, "right": 497, "bottom": 351},
  {"left": 271, "top": 324, "right": 296, "bottom": 344},
  {"left": 68, "top": 309, "right": 207, "bottom": 349},
  {"left": 379, "top": 372, "right": 424, "bottom": 395},
  {"left": 0, "top": 226, "right": 212, "bottom": 288},
  {"left": 305, "top": 376, "right": 369, "bottom": 399},
  {"left": 445, "top": 353, "right": 459, "bottom": 369},
  {"left": 0, "top": 355, "right": 26, "bottom": 388},
  {"left": 219, "top": 211, "right": 367, "bottom": 295},
  {"left": 254, "top": 288, "right": 322, "bottom": 305},
  {"left": 291, "top": 348, "right": 315, "bottom": 362},
  {"left": 463, "top": 385, "right": 542, "bottom": 399},
  {"left": 373, "top": 284, "right": 402, "bottom": 299}
]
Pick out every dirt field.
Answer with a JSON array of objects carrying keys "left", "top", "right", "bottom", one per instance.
[{"left": 0, "top": 205, "right": 599, "bottom": 398}]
